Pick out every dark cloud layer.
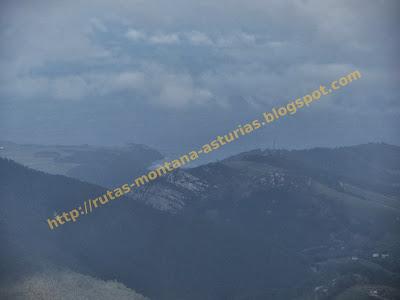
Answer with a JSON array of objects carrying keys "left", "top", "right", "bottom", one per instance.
[{"left": 0, "top": 0, "right": 399, "bottom": 157}]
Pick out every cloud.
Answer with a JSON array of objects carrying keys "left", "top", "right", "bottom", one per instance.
[
  {"left": 0, "top": 64, "right": 214, "bottom": 108},
  {"left": 126, "top": 29, "right": 147, "bottom": 41},
  {"left": 157, "top": 73, "right": 213, "bottom": 107},
  {"left": 0, "top": 0, "right": 399, "bottom": 147},
  {"left": 148, "top": 33, "right": 180, "bottom": 45},
  {"left": 216, "top": 32, "right": 256, "bottom": 47},
  {"left": 112, "top": 72, "right": 146, "bottom": 91},
  {"left": 185, "top": 31, "right": 213, "bottom": 46},
  {"left": 124, "top": 29, "right": 257, "bottom": 47},
  {"left": 126, "top": 29, "right": 181, "bottom": 45},
  {"left": 89, "top": 18, "right": 108, "bottom": 33}
]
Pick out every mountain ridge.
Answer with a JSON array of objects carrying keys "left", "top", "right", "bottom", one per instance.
[{"left": 1, "top": 143, "right": 400, "bottom": 299}]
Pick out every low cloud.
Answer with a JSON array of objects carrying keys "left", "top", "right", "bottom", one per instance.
[
  {"left": 0, "top": 0, "right": 399, "bottom": 146},
  {"left": 126, "top": 29, "right": 147, "bottom": 41},
  {"left": 185, "top": 31, "right": 213, "bottom": 46},
  {"left": 148, "top": 33, "right": 180, "bottom": 45},
  {"left": 0, "top": 65, "right": 215, "bottom": 108},
  {"left": 124, "top": 28, "right": 258, "bottom": 47},
  {"left": 126, "top": 29, "right": 180, "bottom": 45}
]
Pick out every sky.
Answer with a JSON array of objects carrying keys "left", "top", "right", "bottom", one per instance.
[{"left": 0, "top": 0, "right": 399, "bottom": 158}]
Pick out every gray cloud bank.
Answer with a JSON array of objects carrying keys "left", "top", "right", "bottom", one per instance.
[{"left": 0, "top": 0, "right": 399, "bottom": 153}]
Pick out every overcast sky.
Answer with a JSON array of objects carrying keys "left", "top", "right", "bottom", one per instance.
[{"left": 0, "top": 0, "right": 399, "bottom": 158}]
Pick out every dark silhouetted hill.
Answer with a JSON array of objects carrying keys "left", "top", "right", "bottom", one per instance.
[{"left": 1, "top": 143, "right": 400, "bottom": 299}]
